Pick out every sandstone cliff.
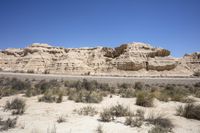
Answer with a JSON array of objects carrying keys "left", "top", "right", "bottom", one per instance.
[{"left": 0, "top": 42, "right": 199, "bottom": 76}]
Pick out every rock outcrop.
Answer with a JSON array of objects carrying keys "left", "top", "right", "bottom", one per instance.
[{"left": 0, "top": 42, "right": 199, "bottom": 76}]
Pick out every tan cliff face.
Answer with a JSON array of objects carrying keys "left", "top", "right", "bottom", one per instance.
[{"left": 0, "top": 42, "right": 199, "bottom": 76}]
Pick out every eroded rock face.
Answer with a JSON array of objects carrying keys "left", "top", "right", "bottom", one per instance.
[{"left": 0, "top": 42, "right": 199, "bottom": 76}]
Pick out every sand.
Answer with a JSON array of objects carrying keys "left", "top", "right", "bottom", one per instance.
[{"left": 0, "top": 94, "right": 200, "bottom": 133}]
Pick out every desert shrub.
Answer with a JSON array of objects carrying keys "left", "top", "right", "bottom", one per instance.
[
  {"left": 0, "top": 88, "right": 17, "bottom": 97},
  {"left": 154, "top": 90, "right": 169, "bottom": 102},
  {"left": 194, "top": 90, "right": 200, "bottom": 98},
  {"left": 38, "top": 93, "right": 57, "bottom": 103},
  {"left": 124, "top": 116, "right": 133, "bottom": 126},
  {"left": 163, "top": 85, "right": 189, "bottom": 102},
  {"left": 148, "top": 125, "right": 169, "bottom": 133},
  {"left": 134, "top": 82, "right": 144, "bottom": 90},
  {"left": 96, "top": 124, "right": 103, "bottom": 133},
  {"left": 135, "top": 109, "right": 145, "bottom": 120},
  {"left": 56, "top": 93, "right": 63, "bottom": 103},
  {"left": 146, "top": 114, "right": 173, "bottom": 130},
  {"left": 118, "top": 83, "right": 130, "bottom": 89},
  {"left": 125, "top": 109, "right": 144, "bottom": 127},
  {"left": 125, "top": 116, "right": 143, "bottom": 127},
  {"left": 0, "top": 117, "right": 18, "bottom": 131},
  {"left": 65, "top": 79, "right": 111, "bottom": 92},
  {"left": 57, "top": 116, "right": 66, "bottom": 123},
  {"left": 194, "top": 82, "right": 200, "bottom": 87},
  {"left": 27, "top": 70, "right": 34, "bottom": 73},
  {"left": 109, "top": 104, "right": 129, "bottom": 117},
  {"left": 75, "top": 106, "right": 97, "bottom": 116},
  {"left": 4, "top": 98, "right": 26, "bottom": 115},
  {"left": 44, "top": 70, "right": 50, "bottom": 74},
  {"left": 136, "top": 91, "right": 154, "bottom": 107},
  {"left": 35, "top": 80, "right": 60, "bottom": 94},
  {"left": 9, "top": 78, "right": 31, "bottom": 91},
  {"left": 25, "top": 88, "right": 39, "bottom": 97},
  {"left": 100, "top": 104, "right": 130, "bottom": 122},
  {"left": 100, "top": 109, "right": 113, "bottom": 122},
  {"left": 68, "top": 90, "right": 103, "bottom": 103},
  {"left": 120, "top": 88, "right": 135, "bottom": 98},
  {"left": 176, "top": 104, "right": 200, "bottom": 120},
  {"left": 193, "top": 71, "right": 200, "bottom": 77},
  {"left": 181, "top": 97, "right": 195, "bottom": 103}
]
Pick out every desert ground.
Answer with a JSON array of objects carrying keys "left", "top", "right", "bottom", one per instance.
[{"left": 0, "top": 73, "right": 200, "bottom": 133}]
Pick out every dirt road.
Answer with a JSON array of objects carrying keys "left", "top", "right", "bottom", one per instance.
[{"left": 0, "top": 72, "right": 199, "bottom": 85}]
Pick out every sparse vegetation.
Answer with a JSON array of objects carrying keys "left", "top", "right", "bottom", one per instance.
[
  {"left": 134, "top": 82, "right": 144, "bottom": 90},
  {"left": 124, "top": 109, "right": 144, "bottom": 127},
  {"left": 148, "top": 125, "right": 169, "bottom": 133},
  {"left": 74, "top": 106, "right": 97, "bottom": 116},
  {"left": 100, "top": 109, "right": 113, "bottom": 122},
  {"left": 0, "top": 117, "right": 18, "bottom": 131},
  {"left": 109, "top": 104, "right": 129, "bottom": 117},
  {"left": 38, "top": 93, "right": 57, "bottom": 103},
  {"left": 68, "top": 89, "right": 103, "bottom": 103},
  {"left": 57, "top": 116, "right": 66, "bottom": 123},
  {"left": 125, "top": 117, "right": 143, "bottom": 127},
  {"left": 193, "top": 71, "right": 200, "bottom": 77},
  {"left": 27, "top": 70, "right": 34, "bottom": 73},
  {"left": 100, "top": 104, "right": 130, "bottom": 122},
  {"left": 136, "top": 91, "right": 154, "bottom": 107},
  {"left": 56, "top": 93, "right": 63, "bottom": 103},
  {"left": 96, "top": 124, "right": 103, "bottom": 133},
  {"left": 146, "top": 114, "right": 173, "bottom": 132},
  {"left": 4, "top": 98, "right": 26, "bottom": 115},
  {"left": 176, "top": 104, "right": 200, "bottom": 120}
]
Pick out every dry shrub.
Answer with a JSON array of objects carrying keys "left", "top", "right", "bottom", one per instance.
[
  {"left": 176, "top": 104, "right": 200, "bottom": 120},
  {"left": 57, "top": 116, "right": 66, "bottom": 123},
  {"left": 0, "top": 117, "right": 18, "bottom": 131},
  {"left": 4, "top": 98, "right": 26, "bottom": 115},
  {"left": 146, "top": 114, "right": 173, "bottom": 131},
  {"left": 136, "top": 91, "right": 154, "bottom": 107},
  {"left": 75, "top": 106, "right": 97, "bottom": 116},
  {"left": 100, "top": 109, "right": 113, "bottom": 122}
]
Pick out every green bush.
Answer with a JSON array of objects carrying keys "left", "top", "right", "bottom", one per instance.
[{"left": 4, "top": 98, "right": 26, "bottom": 115}]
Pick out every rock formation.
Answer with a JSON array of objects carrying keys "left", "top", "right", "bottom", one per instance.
[{"left": 0, "top": 42, "right": 199, "bottom": 76}]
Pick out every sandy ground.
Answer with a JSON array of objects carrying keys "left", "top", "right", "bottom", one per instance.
[{"left": 0, "top": 94, "right": 200, "bottom": 133}]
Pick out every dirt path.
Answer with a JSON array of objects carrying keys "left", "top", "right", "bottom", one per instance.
[{"left": 0, "top": 72, "right": 199, "bottom": 85}]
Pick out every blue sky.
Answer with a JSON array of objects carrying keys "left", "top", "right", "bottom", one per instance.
[{"left": 0, "top": 0, "right": 199, "bottom": 57}]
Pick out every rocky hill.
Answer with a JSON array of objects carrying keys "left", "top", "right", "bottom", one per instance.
[{"left": 0, "top": 42, "right": 199, "bottom": 76}]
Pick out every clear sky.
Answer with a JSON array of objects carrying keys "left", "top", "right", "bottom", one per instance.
[{"left": 0, "top": 0, "right": 199, "bottom": 57}]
